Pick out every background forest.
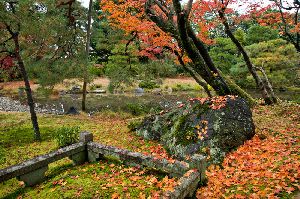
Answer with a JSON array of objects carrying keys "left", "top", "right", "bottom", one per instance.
[{"left": 1, "top": 0, "right": 299, "bottom": 96}]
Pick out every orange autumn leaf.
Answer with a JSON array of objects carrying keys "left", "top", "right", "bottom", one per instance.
[{"left": 197, "top": 105, "right": 300, "bottom": 198}]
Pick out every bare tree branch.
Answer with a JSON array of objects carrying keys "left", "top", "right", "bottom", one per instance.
[
  {"left": 153, "top": 0, "right": 169, "bottom": 15},
  {"left": 145, "top": 0, "right": 179, "bottom": 39}
]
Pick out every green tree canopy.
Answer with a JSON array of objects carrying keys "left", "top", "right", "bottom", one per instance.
[
  {"left": 246, "top": 39, "right": 300, "bottom": 87},
  {"left": 246, "top": 25, "right": 279, "bottom": 45},
  {"left": 0, "top": 0, "right": 87, "bottom": 87}
]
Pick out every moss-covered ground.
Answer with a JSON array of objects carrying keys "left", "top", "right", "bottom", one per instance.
[
  {"left": 0, "top": 111, "right": 176, "bottom": 198},
  {"left": 0, "top": 102, "right": 299, "bottom": 198}
]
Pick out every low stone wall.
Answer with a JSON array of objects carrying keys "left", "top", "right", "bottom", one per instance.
[
  {"left": 0, "top": 132, "right": 92, "bottom": 186},
  {"left": 0, "top": 132, "right": 207, "bottom": 198},
  {"left": 163, "top": 170, "right": 201, "bottom": 198},
  {"left": 0, "top": 142, "right": 85, "bottom": 184},
  {"left": 87, "top": 142, "right": 190, "bottom": 177}
]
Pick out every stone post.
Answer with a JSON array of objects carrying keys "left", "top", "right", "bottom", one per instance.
[
  {"left": 69, "top": 132, "right": 93, "bottom": 165},
  {"left": 182, "top": 154, "right": 206, "bottom": 197},
  {"left": 189, "top": 154, "right": 206, "bottom": 182},
  {"left": 77, "top": 131, "right": 103, "bottom": 162},
  {"left": 79, "top": 131, "right": 93, "bottom": 143},
  {"left": 17, "top": 166, "right": 48, "bottom": 186}
]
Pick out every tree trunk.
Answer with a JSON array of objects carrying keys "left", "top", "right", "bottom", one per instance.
[
  {"left": 184, "top": 64, "right": 213, "bottom": 98},
  {"left": 174, "top": 50, "right": 212, "bottom": 97},
  {"left": 256, "top": 66, "right": 277, "bottom": 103},
  {"left": 82, "top": 81, "right": 87, "bottom": 111},
  {"left": 218, "top": 10, "right": 276, "bottom": 105},
  {"left": 173, "top": 2, "right": 230, "bottom": 95},
  {"left": 173, "top": 0, "right": 254, "bottom": 104},
  {"left": 185, "top": 25, "right": 253, "bottom": 103},
  {"left": 82, "top": 0, "right": 93, "bottom": 112},
  {"left": 145, "top": 0, "right": 255, "bottom": 105},
  {"left": 13, "top": 33, "right": 41, "bottom": 141}
]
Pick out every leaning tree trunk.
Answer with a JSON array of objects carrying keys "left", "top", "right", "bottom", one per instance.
[
  {"left": 174, "top": 50, "right": 212, "bottom": 97},
  {"left": 218, "top": 9, "right": 276, "bottom": 105},
  {"left": 184, "top": 25, "right": 253, "bottom": 103},
  {"left": 82, "top": 0, "right": 93, "bottom": 112},
  {"left": 256, "top": 66, "right": 277, "bottom": 103},
  {"left": 145, "top": 0, "right": 254, "bottom": 105},
  {"left": 172, "top": 0, "right": 254, "bottom": 104},
  {"left": 13, "top": 33, "right": 41, "bottom": 141},
  {"left": 173, "top": 0, "right": 229, "bottom": 95}
]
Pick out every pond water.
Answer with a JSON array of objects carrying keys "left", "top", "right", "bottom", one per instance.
[
  {"left": 7, "top": 88, "right": 300, "bottom": 115},
  {"left": 245, "top": 89, "right": 300, "bottom": 103},
  {"left": 15, "top": 91, "right": 204, "bottom": 114}
]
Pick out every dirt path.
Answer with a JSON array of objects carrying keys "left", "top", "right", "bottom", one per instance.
[
  {"left": 0, "top": 77, "right": 198, "bottom": 93},
  {"left": 0, "top": 81, "right": 38, "bottom": 91}
]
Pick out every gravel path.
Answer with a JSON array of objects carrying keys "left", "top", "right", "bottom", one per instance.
[{"left": 0, "top": 97, "right": 64, "bottom": 114}]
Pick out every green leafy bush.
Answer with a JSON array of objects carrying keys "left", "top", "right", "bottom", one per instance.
[
  {"left": 36, "top": 86, "right": 53, "bottom": 98},
  {"left": 140, "top": 60, "right": 178, "bottom": 78},
  {"left": 54, "top": 126, "right": 80, "bottom": 148},
  {"left": 138, "top": 80, "right": 159, "bottom": 89},
  {"left": 171, "top": 83, "right": 194, "bottom": 91},
  {"left": 246, "top": 25, "right": 279, "bottom": 45},
  {"left": 125, "top": 102, "right": 162, "bottom": 116},
  {"left": 89, "top": 65, "right": 105, "bottom": 77},
  {"left": 126, "top": 103, "right": 146, "bottom": 116},
  {"left": 127, "top": 118, "right": 143, "bottom": 131},
  {"left": 246, "top": 39, "right": 300, "bottom": 88},
  {"left": 89, "top": 83, "right": 103, "bottom": 90}
]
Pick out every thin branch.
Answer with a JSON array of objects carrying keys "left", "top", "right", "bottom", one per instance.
[
  {"left": 153, "top": 0, "right": 169, "bottom": 15},
  {"left": 1, "top": 35, "right": 13, "bottom": 44},
  {"left": 2, "top": 21, "right": 15, "bottom": 37},
  {"left": 125, "top": 31, "right": 138, "bottom": 55},
  {"left": 145, "top": 0, "right": 179, "bottom": 39},
  {"left": 0, "top": 49, "right": 14, "bottom": 55},
  {"left": 125, "top": 31, "right": 138, "bottom": 67},
  {"left": 277, "top": 0, "right": 300, "bottom": 10},
  {"left": 276, "top": 1, "right": 297, "bottom": 46},
  {"left": 295, "top": 7, "right": 300, "bottom": 48}
]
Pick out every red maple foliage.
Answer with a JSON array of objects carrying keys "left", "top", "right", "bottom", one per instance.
[
  {"left": 0, "top": 55, "right": 14, "bottom": 70},
  {"left": 101, "top": 0, "right": 178, "bottom": 59},
  {"left": 246, "top": 0, "right": 300, "bottom": 51}
]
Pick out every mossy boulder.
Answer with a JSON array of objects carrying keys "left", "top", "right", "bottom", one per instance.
[{"left": 136, "top": 96, "right": 255, "bottom": 164}]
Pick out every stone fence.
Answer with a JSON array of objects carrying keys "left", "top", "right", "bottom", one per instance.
[{"left": 0, "top": 132, "right": 206, "bottom": 199}]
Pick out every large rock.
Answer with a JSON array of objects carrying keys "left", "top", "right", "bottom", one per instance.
[
  {"left": 66, "top": 106, "right": 79, "bottom": 115},
  {"left": 68, "top": 86, "right": 81, "bottom": 94},
  {"left": 89, "top": 89, "right": 106, "bottom": 94},
  {"left": 136, "top": 96, "right": 255, "bottom": 164}
]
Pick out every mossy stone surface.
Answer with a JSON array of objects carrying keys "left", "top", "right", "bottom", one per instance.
[{"left": 137, "top": 96, "right": 255, "bottom": 164}]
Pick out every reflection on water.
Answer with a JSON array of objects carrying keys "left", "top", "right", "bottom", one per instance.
[
  {"left": 10, "top": 89, "right": 300, "bottom": 114},
  {"left": 245, "top": 89, "right": 300, "bottom": 103},
  {"left": 29, "top": 92, "right": 203, "bottom": 114}
]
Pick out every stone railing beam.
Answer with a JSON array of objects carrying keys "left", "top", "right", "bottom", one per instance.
[
  {"left": 0, "top": 142, "right": 85, "bottom": 184},
  {"left": 0, "top": 132, "right": 207, "bottom": 197},
  {"left": 87, "top": 142, "right": 189, "bottom": 177},
  {"left": 163, "top": 170, "right": 201, "bottom": 199}
]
